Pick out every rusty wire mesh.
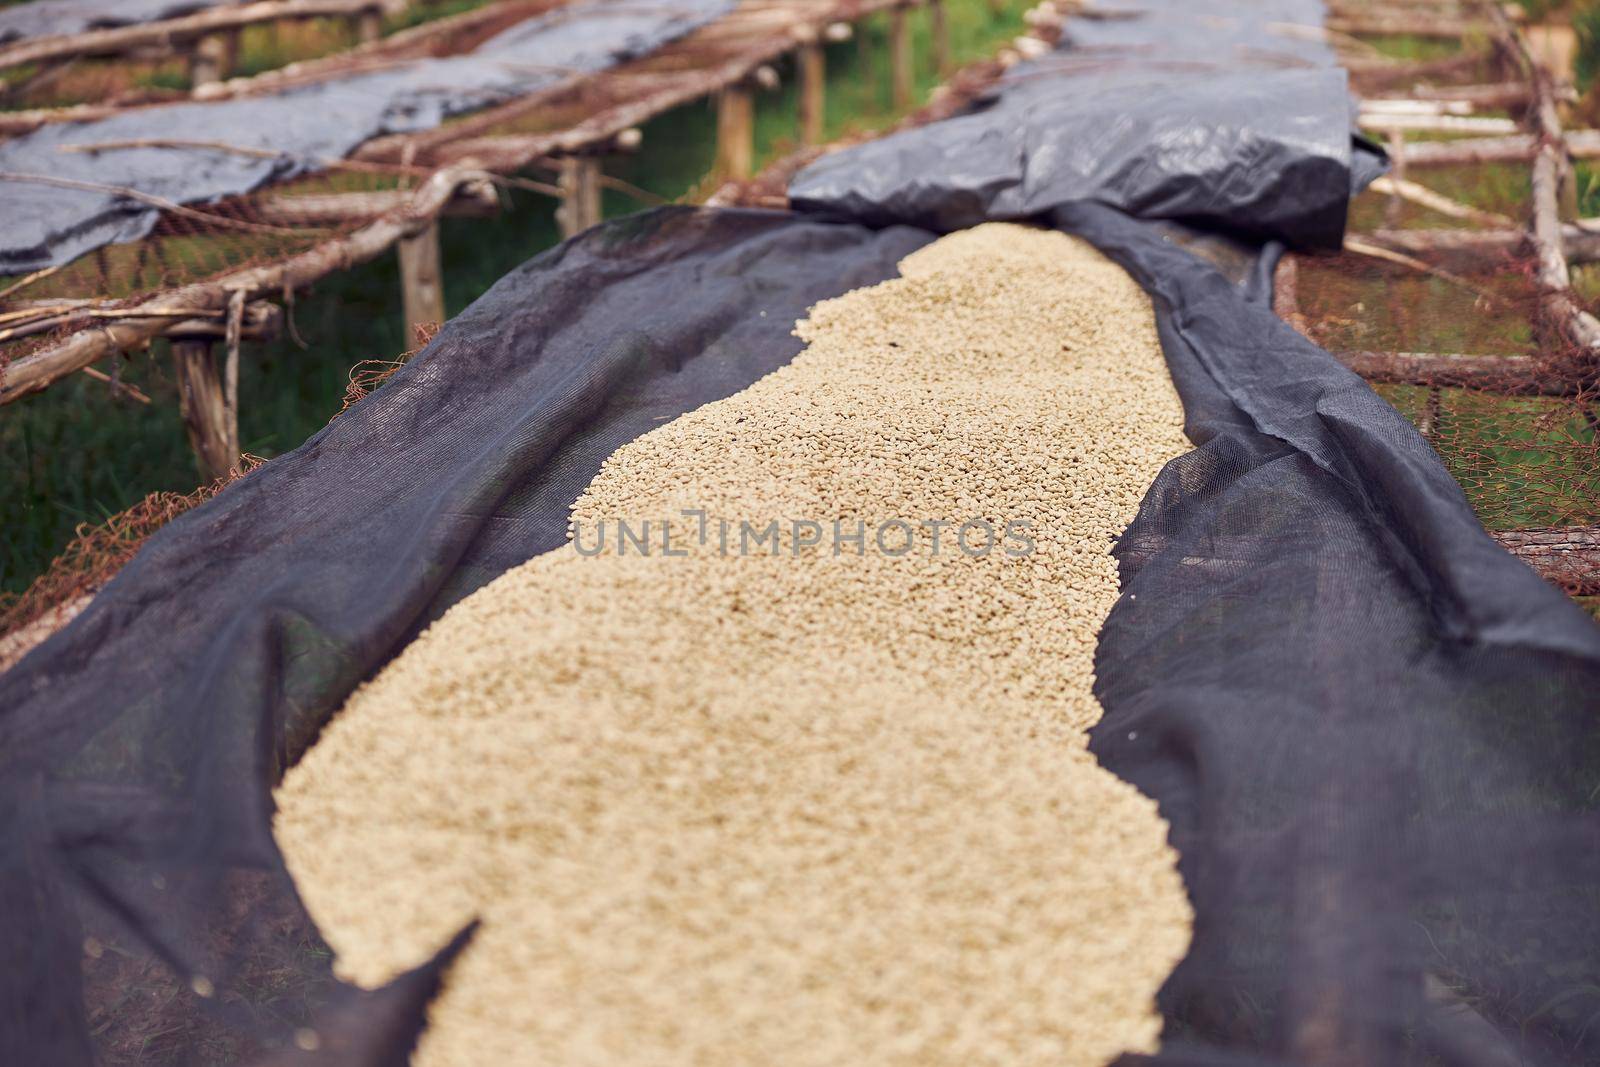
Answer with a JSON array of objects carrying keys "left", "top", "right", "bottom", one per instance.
[{"left": 1295, "top": 28, "right": 1600, "bottom": 547}]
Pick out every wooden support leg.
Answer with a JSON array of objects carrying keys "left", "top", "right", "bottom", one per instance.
[
  {"left": 190, "top": 33, "right": 231, "bottom": 88},
  {"left": 398, "top": 221, "right": 445, "bottom": 345},
  {"left": 356, "top": 6, "right": 385, "bottom": 44},
  {"left": 857, "top": 15, "right": 873, "bottom": 80},
  {"left": 716, "top": 85, "right": 755, "bottom": 180},
  {"left": 1385, "top": 127, "right": 1406, "bottom": 229},
  {"left": 929, "top": 0, "right": 950, "bottom": 78},
  {"left": 1558, "top": 159, "right": 1580, "bottom": 222},
  {"left": 798, "top": 42, "right": 826, "bottom": 146},
  {"left": 890, "top": 5, "right": 914, "bottom": 112},
  {"left": 556, "top": 156, "right": 603, "bottom": 239},
  {"left": 1419, "top": 386, "right": 1444, "bottom": 442},
  {"left": 172, "top": 339, "right": 238, "bottom": 482}
]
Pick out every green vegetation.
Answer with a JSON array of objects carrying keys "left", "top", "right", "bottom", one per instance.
[
  {"left": 1362, "top": 33, "right": 1470, "bottom": 63},
  {"left": 1378, "top": 386, "right": 1600, "bottom": 530},
  {"left": 1579, "top": 2, "right": 1600, "bottom": 94},
  {"left": 1, "top": 0, "right": 1031, "bottom": 595}
]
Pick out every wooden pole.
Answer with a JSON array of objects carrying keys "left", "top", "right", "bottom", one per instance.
[
  {"left": 355, "top": 5, "right": 384, "bottom": 44},
  {"left": 928, "top": 0, "right": 950, "bottom": 78},
  {"left": 1384, "top": 128, "right": 1406, "bottom": 229},
  {"left": 716, "top": 84, "right": 754, "bottom": 180},
  {"left": 397, "top": 220, "right": 445, "bottom": 344},
  {"left": 190, "top": 33, "right": 232, "bottom": 87},
  {"left": 1273, "top": 253, "right": 1302, "bottom": 331},
  {"left": 171, "top": 338, "right": 238, "bottom": 482},
  {"left": 798, "top": 41, "right": 826, "bottom": 146},
  {"left": 889, "top": 4, "right": 914, "bottom": 112},
  {"left": 556, "top": 156, "right": 602, "bottom": 238},
  {"left": 857, "top": 13, "right": 874, "bottom": 80}
]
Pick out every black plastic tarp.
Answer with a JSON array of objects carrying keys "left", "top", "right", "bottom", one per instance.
[
  {"left": 790, "top": 0, "right": 1382, "bottom": 249},
  {"left": 0, "top": 0, "right": 733, "bottom": 274},
  {"left": 792, "top": 65, "right": 1365, "bottom": 246},
  {"left": 0, "top": 0, "right": 242, "bottom": 45}
]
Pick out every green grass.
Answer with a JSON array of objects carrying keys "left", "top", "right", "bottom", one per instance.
[
  {"left": 0, "top": 0, "right": 1031, "bottom": 596},
  {"left": 1377, "top": 385, "right": 1600, "bottom": 530},
  {"left": 1579, "top": 4, "right": 1600, "bottom": 93},
  {"left": 1362, "top": 33, "right": 1471, "bottom": 63}
]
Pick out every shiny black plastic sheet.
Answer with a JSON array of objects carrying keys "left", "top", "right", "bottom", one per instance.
[
  {"left": 7, "top": 0, "right": 1600, "bottom": 1063},
  {"left": 790, "top": 0, "right": 1378, "bottom": 249}
]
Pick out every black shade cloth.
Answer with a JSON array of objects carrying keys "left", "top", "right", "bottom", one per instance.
[
  {"left": 783, "top": 0, "right": 1600, "bottom": 1060},
  {"left": 7, "top": 0, "right": 1600, "bottom": 1061},
  {"left": 0, "top": 208, "right": 933, "bottom": 1063},
  {"left": 1050, "top": 202, "right": 1600, "bottom": 1067},
  {"left": 0, "top": 0, "right": 734, "bottom": 273}
]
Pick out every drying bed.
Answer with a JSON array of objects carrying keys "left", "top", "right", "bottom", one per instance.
[{"left": 277, "top": 224, "right": 1194, "bottom": 1066}]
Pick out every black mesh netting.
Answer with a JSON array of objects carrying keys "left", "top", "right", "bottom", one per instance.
[
  {"left": 0, "top": 208, "right": 933, "bottom": 1063},
  {"left": 5, "top": 0, "right": 1600, "bottom": 1063},
  {"left": 1054, "top": 202, "right": 1600, "bottom": 1067}
]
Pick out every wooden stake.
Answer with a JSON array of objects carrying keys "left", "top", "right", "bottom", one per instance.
[
  {"left": 858, "top": 13, "right": 873, "bottom": 78},
  {"left": 556, "top": 156, "right": 602, "bottom": 238},
  {"left": 798, "top": 42, "right": 826, "bottom": 146},
  {"left": 397, "top": 220, "right": 445, "bottom": 343},
  {"left": 929, "top": 0, "right": 950, "bottom": 78},
  {"left": 1418, "top": 386, "right": 1443, "bottom": 441},
  {"left": 716, "top": 84, "right": 754, "bottom": 180},
  {"left": 171, "top": 338, "right": 238, "bottom": 482},
  {"left": 190, "top": 33, "right": 231, "bottom": 87},
  {"left": 356, "top": 6, "right": 384, "bottom": 44},
  {"left": 890, "top": 4, "right": 914, "bottom": 112},
  {"left": 1273, "top": 253, "right": 1302, "bottom": 330},
  {"left": 1384, "top": 128, "right": 1405, "bottom": 229}
]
